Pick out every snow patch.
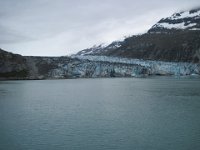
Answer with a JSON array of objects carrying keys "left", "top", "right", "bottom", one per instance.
[
  {"left": 155, "top": 22, "right": 196, "bottom": 29},
  {"left": 169, "top": 10, "right": 200, "bottom": 20},
  {"left": 189, "top": 28, "right": 200, "bottom": 30}
]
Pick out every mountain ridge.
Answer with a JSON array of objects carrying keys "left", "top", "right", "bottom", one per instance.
[
  {"left": 148, "top": 7, "right": 200, "bottom": 33},
  {"left": 75, "top": 8, "right": 200, "bottom": 63}
]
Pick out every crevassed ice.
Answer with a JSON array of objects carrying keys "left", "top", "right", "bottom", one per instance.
[{"left": 71, "top": 55, "right": 199, "bottom": 76}]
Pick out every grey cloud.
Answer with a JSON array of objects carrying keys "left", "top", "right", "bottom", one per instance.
[
  {"left": 0, "top": 25, "right": 34, "bottom": 44},
  {"left": 0, "top": 0, "right": 200, "bottom": 56}
]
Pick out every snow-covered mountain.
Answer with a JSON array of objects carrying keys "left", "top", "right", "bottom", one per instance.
[
  {"left": 74, "top": 8, "right": 200, "bottom": 63},
  {"left": 148, "top": 8, "right": 200, "bottom": 33},
  {"left": 74, "top": 44, "right": 107, "bottom": 56},
  {"left": 74, "top": 41, "right": 123, "bottom": 56}
]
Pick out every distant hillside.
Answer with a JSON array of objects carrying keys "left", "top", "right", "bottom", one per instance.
[{"left": 74, "top": 41, "right": 122, "bottom": 56}]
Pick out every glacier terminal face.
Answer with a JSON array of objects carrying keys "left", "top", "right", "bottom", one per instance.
[
  {"left": 44, "top": 57, "right": 150, "bottom": 79},
  {"left": 72, "top": 55, "right": 200, "bottom": 76}
]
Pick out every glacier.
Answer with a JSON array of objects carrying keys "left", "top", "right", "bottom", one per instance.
[
  {"left": 45, "top": 57, "right": 150, "bottom": 79},
  {"left": 71, "top": 55, "right": 200, "bottom": 76}
]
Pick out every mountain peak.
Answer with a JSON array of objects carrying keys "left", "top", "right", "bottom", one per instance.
[
  {"left": 148, "top": 8, "right": 200, "bottom": 33},
  {"left": 74, "top": 41, "right": 123, "bottom": 56}
]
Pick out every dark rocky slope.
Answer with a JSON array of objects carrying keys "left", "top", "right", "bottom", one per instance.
[
  {"left": 0, "top": 49, "right": 29, "bottom": 79},
  {"left": 102, "top": 30, "right": 200, "bottom": 62}
]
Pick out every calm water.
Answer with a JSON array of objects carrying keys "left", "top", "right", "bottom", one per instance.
[{"left": 0, "top": 77, "right": 200, "bottom": 150}]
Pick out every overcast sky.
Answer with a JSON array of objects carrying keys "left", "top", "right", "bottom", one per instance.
[{"left": 0, "top": 0, "right": 200, "bottom": 56}]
